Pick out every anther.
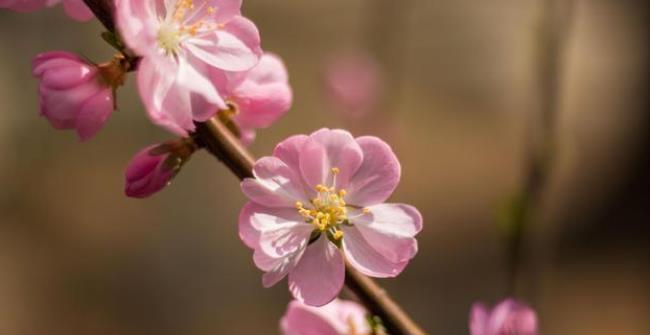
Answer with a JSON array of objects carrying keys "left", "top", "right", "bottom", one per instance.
[{"left": 331, "top": 167, "right": 340, "bottom": 175}]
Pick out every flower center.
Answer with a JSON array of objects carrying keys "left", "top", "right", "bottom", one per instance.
[
  {"left": 157, "top": 0, "right": 223, "bottom": 56},
  {"left": 295, "top": 167, "right": 370, "bottom": 243},
  {"left": 157, "top": 22, "right": 182, "bottom": 55}
]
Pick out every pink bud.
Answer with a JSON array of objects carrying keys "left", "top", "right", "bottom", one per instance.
[
  {"left": 32, "top": 51, "right": 114, "bottom": 141},
  {"left": 124, "top": 145, "right": 177, "bottom": 199},
  {"left": 470, "top": 298, "right": 538, "bottom": 335}
]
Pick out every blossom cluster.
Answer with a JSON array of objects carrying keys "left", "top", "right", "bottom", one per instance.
[{"left": 3, "top": 0, "right": 540, "bottom": 334}]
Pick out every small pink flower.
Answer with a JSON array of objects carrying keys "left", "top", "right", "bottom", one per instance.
[
  {"left": 32, "top": 51, "right": 114, "bottom": 141},
  {"left": 324, "top": 51, "right": 383, "bottom": 120},
  {"left": 470, "top": 298, "right": 538, "bottom": 335},
  {"left": 124, "top": 140, "right": 196, "bottom": 198},
  {"left": 115, "top": 0, "right": 262, "bottom": 136},
  {"left": 212, "top": 52, "right": 292, "bottom": 145},
  {"left": 281, "top": 299, "right": 371, "bottom": 335},
  {"left": 239, "top": 128, "right": 422, "bottom": 306},
  {"left": 0, "top": 0, "right": 94, "bottom": 21}
]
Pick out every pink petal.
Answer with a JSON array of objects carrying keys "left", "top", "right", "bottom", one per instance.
[
  {"left": 186, "top": 16, "right": 261, "bottom": 72},
  {"left": 299, "top": 129, "right": 363, "bottom": 190},
  {"left": 75, "top": 88, "right": 114, "bottom": 141},
  {"left": 288, "top": 236, "right": 345, "bottom": 307},
  {"left": 241, "top": 156, "right": 309, "bottom": 207},
  {"left": 280, "top": 300, "right": 341, "bottom": 335},
  {"left": 231, "top": 54, "right": 292, "bottom": 129},
  {"left": 207, "top": 0, "right": 242, "bottom": 23},
  {"left": 238, "top": 128, "right": 256, "bottom": 147},
  {"left": 273, "top": 134, "right": 309, "bottom": 173},
  {"left": 137, "top": 57, "right": 193, "bottom": 136},
  {"left": 238, "top": 202, "right": 312, "bottom": 259},
  {"left": 351, "top": 203, "right": 421, "bottom": 263},
  {"left": 341, "top": 226, "right": 409, "bottom": 278},
  {"left": 488, "top": 299, "right": 538, "bottom": 335},
  {"left": 62, "top": 0, "right": 93, "bottom": 21},
  {"left": 286, "top": 299, "right": 371, "bottom": 334},
  {"left": 469, "top": 303, "right": 489, "bottom": 335},
  {"left": 258, "top": 248, "right": 304, "bottom": 288},
  {"left": 39, "top": 63, "right": 96, "bottom": 90},
  {"left": 346, "top": 136, "right": 401, "bottom": 207},
  {"left": 39, "top": 80, "right": 102, "bottom": 128},
  {"left": 177, "top": 54, "right": 225, "bottom": 110},
  {"left": 115, "top": 0, "right": 160, "bottom": 57}
]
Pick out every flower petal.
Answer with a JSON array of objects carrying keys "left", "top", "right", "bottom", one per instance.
[
  {"left": 62, "top": 0, "right": 94, "bottom": 21},
  {"left": 469, "top": 303, "right": 489, "bottom": 335},
  {"left": 346, "top": 136, "right": 401, "bottom": 207},
  {"left": 137, "top": 57, "right": 193, "bottom": 136},
  {"left": 280, "top": 300, "right": 341, "bottom": 335},
  {"left": 351, "top": 203, "right": 421, "bottom": 263},
  {"left": 299, "top": 129, "right": 363, "bottom": 190},
  {"left": 75, "top": 88, "right": 114, "bottom": 141},
  {"left": 185, "top": 16, "right": 261, "bottom": 72},
  {"left": 115, "top": 0, "right": 160, "bottom": 57},
  {"left": 288, "top": 235, "right": 345, "bottom": 307},
  {"left": 241, "top": 156, "right": 309, "bottom": 207},
  {"left": 341, "top": 226, "right": 409, "bottom": 278},
  {"left": 238, "top": 202, "right": 312, "bottom": 258}
]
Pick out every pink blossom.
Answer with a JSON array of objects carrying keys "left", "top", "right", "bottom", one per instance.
[
  {"left": 32, "top": 51, "right": 114, "bottom": 141},
  {"left": 239, "top": 128, "right": 422, "bottom": 306},
  {"left": 115, "top": 0, "right": 262, "bottom": 136},
  {"left": 124, "top": 142, "right": 188, "bottom": 198},
  {"left": 324, "top": 51, "right": 383, "bottom": 120},
  {"left": 212, "top": 52, "right": 292, "bottom": 145},
  {"left": 0, "top": 0, "right": 94, "bottom": 21},
  {"left": 470, "top": 298, "right": 538, "bottom": 335},
  {"left": 281, "top": 299, "right": 371, "bottom": 335}
]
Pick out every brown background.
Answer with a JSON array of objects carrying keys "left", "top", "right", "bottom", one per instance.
[{"left": 0, "top": 0, "right": 648, "bottom": 334}]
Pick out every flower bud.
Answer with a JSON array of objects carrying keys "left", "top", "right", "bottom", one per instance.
[
  {"left": 124, "top": 139, "right": 197, "bottom": 198},
  {"left": 32, "top": 51, "right": 120, "bottom": 141}
]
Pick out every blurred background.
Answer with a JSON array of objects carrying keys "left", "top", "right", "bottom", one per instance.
[{"left": 0, "top": 0, "right": 648, "bottom": 334}]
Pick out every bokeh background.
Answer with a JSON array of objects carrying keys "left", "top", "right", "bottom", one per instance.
[{"left": 1, "top": 0, "right": 648, "bottom": 334}]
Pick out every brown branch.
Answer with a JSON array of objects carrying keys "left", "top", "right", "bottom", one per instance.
[{"left": 82, "top": 1, "right": 427, "bottom": 334}]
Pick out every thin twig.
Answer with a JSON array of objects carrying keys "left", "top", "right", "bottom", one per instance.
[
  {"left": 81, "top": 1, "right": 427, "bottom": 334},
  {"left": 507, "top": 0, "right": 574, "bottom": 294}
]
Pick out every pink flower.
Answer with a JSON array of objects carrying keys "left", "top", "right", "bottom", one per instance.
[
  {"left": 212, "top": 52, "right": 292, "bottom": 145},
  {"left": 124, "top": 139, "right": 196, "bottom": 198},
  {"left": 0, "top": 0, "right": 94, "bottom": 21},
  {"left": 115, "top": 0, "right": 262, "bottom": 136},
  {"left": 324, "top": 51, "right": 382, "bottom": 120},
  {"left": 239, "top": 128, "right": 422, "bottom": 306},
  {"left": 32, "top": 51, "right": 115, "bottom": 141},
  {"left": 281, "top": 299, "right": 371, "bottom": 335},
  {"left": 470, "top": 298, "right": 538, "bottom": 335}
]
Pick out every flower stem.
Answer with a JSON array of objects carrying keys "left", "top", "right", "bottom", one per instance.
[{"left": 82, "top": 1, "right": 428, "bottom": 334}]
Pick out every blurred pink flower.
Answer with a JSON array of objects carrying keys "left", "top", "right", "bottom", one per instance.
[
  {"left": 470, "top": 298, "right": 538, "bottom": 335},
  {"left": 212, "top": 52, "right": 292, "bottom": 145},
  {"left": 115, "top": 0, "right": 262, "bottom": 136},
  {"left": 32, "top": 51, "right": 114, "bottom": 141},
  {"left": 281, "top": 299, "right": 371, "bottom": 335},
  {"left": 324, "top": 52, "right": 383, "bottom": 120},
  {"left": 124, "top": 140, "right": 197, "bottom": 198},
  {"left": 0, "top": 0, "right": 93, "bottom": 21},
  {"left": 239, "top": 128, "right": 422, "bottom": 306}
]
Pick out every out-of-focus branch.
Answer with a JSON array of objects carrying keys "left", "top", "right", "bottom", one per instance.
[
  {"left": 82, "top": 1, "right": 427, "bottom": 334},
  {"left": 506, "top": 0, "right": 575, "bottom": 293}
]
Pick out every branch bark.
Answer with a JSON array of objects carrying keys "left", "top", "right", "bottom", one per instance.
[{"left": 81, "top": 1, "right": 427, "bottom": 334}]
